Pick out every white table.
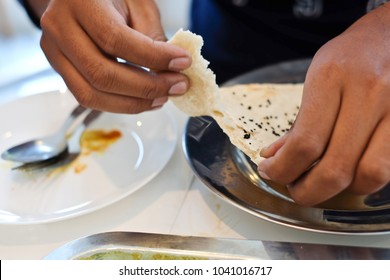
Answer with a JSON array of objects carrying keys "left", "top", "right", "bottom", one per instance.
[{"left": 1, "top": 71, "right": 390, "bottom": 260}]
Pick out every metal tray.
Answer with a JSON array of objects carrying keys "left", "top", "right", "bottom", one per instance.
[
  {"left": 44, "top": 231, "right": 390, "bottom": 260},
  {"left": 183, "top": 59, "right": 390, "bottom": 234},
  {"left": 44, "top": 231, "right": 267, "bottom": 260}
]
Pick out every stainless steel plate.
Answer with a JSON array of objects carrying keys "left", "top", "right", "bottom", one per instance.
[{"left": 183, "top": 59, "right": 390, "bottom": 234}]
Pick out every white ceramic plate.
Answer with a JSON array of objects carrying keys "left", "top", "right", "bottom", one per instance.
[{"left": 0, "top": 90, "right": 177, "bottom": 224}]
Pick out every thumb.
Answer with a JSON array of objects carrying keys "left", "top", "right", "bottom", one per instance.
[{"left": 260, "top": 132, "right": 290, "bottom": 158}]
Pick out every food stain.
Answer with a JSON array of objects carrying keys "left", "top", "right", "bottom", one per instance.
[
  {"left": 71, "top": 129, "right": 122, "bottom": 173},
  {"left": 44, "top": 129, "right": 122, "bottom": 176},
  {"left": 80, "top": 129, "right": 122, "bottom": 155},
  {"left": 78, "top": 250, "right": 208, "bottom": 260},
  {"left": 73, "top": 162, "right": 87, "bottom": 174}
]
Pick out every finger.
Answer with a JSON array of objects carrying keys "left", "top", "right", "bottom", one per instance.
[
  {"left": 41, "top": 18, "right": 189, "bottom": 99},
  {"left": 260, "top": 132, "right": 289, "bottom": 158},
  {"left": 349, "top": 115, "right": 390, "bottom": 195},
  {"left": 75, "top": 1, "right": 191, "bottom": 71},
  {"left": 257, "top": 64, "right": 342, "bottom": 185},
  {"left": 41, "top": 35, "right": 167, "bottom": 114},
  {"left": 287, "top": 86, "right": 383, "bottom": 206}
]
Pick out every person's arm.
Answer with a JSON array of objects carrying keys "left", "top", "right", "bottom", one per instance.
[
  {"left": 17, "top": 0, "right": 191, "bottom": 114},
  {"left": 258, "top": 3, "right": 390, "bottom": 206}
]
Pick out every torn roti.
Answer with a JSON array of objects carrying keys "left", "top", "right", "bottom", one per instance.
[{"left": 169, "top": 29, "right": 303, "bottom": 164}]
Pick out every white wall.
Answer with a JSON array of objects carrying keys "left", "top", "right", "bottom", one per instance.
[
  {"left": 0, "top": 0, "right": 37, "bottom": 37},
  {"left": 155, "top": 0, "right": 191, "bottom": 36}
]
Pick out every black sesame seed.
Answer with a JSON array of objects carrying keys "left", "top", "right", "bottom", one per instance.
[{"left": 244, "top": 133, "right": 251, "bottom": 139}]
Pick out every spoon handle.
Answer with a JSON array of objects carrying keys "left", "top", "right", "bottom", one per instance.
[
  {"left": 12, "top": 110, "right": 102, "bottom": 171},
  {"left": 81, "top": 110, "right": 102, "bottom": 128},
  {"left": 59, "top": 105, "right": 90, "bottom": 135}
]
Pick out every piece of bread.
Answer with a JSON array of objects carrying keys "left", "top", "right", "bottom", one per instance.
[
  {"left": 168, "top": 29, "right": 222, "bottom": 117},
  {"left": 169, "top": 29, "right": 303, "bottom": 164}
]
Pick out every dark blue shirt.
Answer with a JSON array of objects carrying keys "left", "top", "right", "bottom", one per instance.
[{"left": 190, "top": 0, "right": 367, "bottom": 83}]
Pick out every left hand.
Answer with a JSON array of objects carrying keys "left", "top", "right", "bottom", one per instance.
[{"left": 257, "top": 4, "right": 390, "bottom": 206}]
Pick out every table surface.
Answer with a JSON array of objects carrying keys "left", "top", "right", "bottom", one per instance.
[{"left": 1, "top": 70, "right": 390, "bottom": 260}]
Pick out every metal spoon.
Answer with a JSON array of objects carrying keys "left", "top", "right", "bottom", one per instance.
[
  {"left": 12, "top": 110, "right": 102, "bottom": 171},
  {"left": 1, "top": 105, "right": 91, "bottom": 163}
]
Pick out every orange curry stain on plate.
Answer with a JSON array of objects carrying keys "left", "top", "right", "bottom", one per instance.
[
  {"left": 61, "top": 129, "right": 122, "bottom": 175},
  {"left": 73, "top": 162, "right": 87, "bottom": 174},
  {"left": 71, "top": 129, "right": 122, "bottom": 174},
  {"left": 80, "top": 129, "right": 122, "bottom": 155}
]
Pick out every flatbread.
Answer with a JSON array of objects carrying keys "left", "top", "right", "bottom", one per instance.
[
  {"left": 169, "top": 29, "right": 303, "bottom": 164},
  {"left": 168, "top": 29, "right": 221, "bottom": 116}
]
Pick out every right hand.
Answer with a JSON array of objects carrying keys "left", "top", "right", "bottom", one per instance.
[{"left": 40, "top": 0, "right": 191, "bottom": 113}]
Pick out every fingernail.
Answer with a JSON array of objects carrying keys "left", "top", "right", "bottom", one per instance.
[
  {"left": 169, "top": 57, "right": 191, "bottom": 71},
  {"left": 169, "top": 81, "right": 188, "bottom": 95},
  {"left": 260, "top": 146, "right": 269, "bottom": 157},
  {"left": 258, "top": 170, "right": 271, "bottom": 180},
  {"left": 152, "top": 97, "right": 168, "bottom": 107},
  {"left": 257, "top": 164, "right": 271, "bottom": 180}
]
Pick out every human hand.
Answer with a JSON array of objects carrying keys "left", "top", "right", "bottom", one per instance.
[
  {"left": 40, "top": 0, "right": 191, "bottom": 113},
  {"left": 257, "top": 4, "right": 390, "bottom": 206}
]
